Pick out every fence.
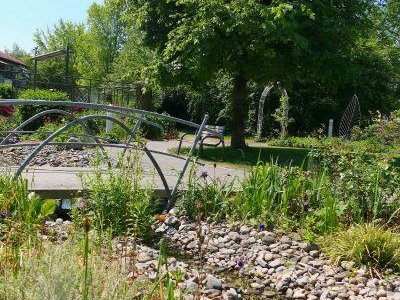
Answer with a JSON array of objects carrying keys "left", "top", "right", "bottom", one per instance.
[{"left": 0, "top": 69, "right": 137, "bottom": 105}]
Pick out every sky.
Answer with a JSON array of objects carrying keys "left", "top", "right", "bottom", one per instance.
[{"left": 1, "top": 0, "right": 102, "bottom": 53}]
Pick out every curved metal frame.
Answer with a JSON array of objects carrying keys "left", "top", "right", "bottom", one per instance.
[
  {"left": 13, "top": 114, "right": 172, "bottom": 200},
  {"left": 0, "top": 99, "right": 212, "bottom": 208},
  {"left": 1, "top": 100, "right": 222, "bottom": 138},
  {"left": 1, "top": 108, "right": 112, "bottom": 166}
]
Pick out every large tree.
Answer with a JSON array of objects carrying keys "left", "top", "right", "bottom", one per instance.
[{"left": 134, "top": 0, "right": 374, "bottom": 148}]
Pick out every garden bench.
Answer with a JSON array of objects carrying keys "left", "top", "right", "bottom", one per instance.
[{"left": 177, "top": 125, "right": 225, "bottom": 158}]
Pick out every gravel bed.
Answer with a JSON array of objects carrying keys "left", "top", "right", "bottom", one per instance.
[
  {"left": 0, "top": 146, "right": 93, "bottom": 167},
  {"left": 42, "top": 213, "right": 400, "bottom": 300}
]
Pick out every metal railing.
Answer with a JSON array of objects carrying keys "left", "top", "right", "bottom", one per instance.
[{"left": 0, "top": 100, "right": 223, "bottom": 209}]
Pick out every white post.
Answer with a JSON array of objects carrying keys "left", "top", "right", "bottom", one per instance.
[
  {"left": 106, "top": 105, "right": 114, "bottom": 133},
  {"left": 328, "top": 119, "right": 333, "bottom": 137}
]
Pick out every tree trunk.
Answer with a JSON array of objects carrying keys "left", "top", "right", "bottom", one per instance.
[{"left": 231, "top": 72, "right": 247, "bottom": 149}]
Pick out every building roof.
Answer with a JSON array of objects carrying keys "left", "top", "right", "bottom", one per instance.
[{"left": 0, "top": 51, "right": 28, "bottom": 68}]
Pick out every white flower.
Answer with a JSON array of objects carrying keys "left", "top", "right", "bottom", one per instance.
[{"left": 28, "top": 192, "right": 37, "bottom": 201}]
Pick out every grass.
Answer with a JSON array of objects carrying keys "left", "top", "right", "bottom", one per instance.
[
  {"left": 319, "top": 224, "right": 400, "bottom": 275},
  {"left": 177, "top": 145, "right": 311, "bottom": 168}
]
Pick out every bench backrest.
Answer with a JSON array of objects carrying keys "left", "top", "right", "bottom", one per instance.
[{"left": 203, "top": 125, "right": 225, "bottom": 136}]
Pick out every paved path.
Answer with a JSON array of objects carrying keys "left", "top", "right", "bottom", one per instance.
[{"left": 2, "top": 140, "right": 246, "bottom": 198}]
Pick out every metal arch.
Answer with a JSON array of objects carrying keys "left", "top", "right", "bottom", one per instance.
[
  {"left": 14, "top": 114, "right": 172, "bottom": 200},
  {"left": 1, "top": 108, "right": 112, "bottom": 166},
  {"left": 1, "top": 100, "right": 222, "bottom": 139},
  {"left": 122, "top": 114, "right": 144, "bottom": 158},
  {"left": 167, "top": 114, "right": 209, "bottom": 210}
]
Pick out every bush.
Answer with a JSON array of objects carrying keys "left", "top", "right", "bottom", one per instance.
[
  {"left": 82, "top": 152, "right": 156, "bottom": 239},
  {"left": 0, "top": 84, "right": 14, "bottom": 98},
  {"left": 177, "top": 164, "right": 235, "bottom": 222},
  {"left": 230, "top": 162, "right": 344, "bottom": 231},
  {"left": 319, "top": 224, "right": 400, "bottom": 273},
  {"left": 18, "top": 89, "right": 69, "bottom": 130}
]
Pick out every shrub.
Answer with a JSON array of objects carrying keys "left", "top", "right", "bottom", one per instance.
[
  {"left": 18, "top": 89, "right": 69, "bottom": 130},
  {"left": 0, "top": 83, "right": 14, "bottom": 98},
  {"left": 82, "top": 152, "right": 156, "bottom": 239},
  {"left": 231, "top": 162, "right": 343, "bottom": 230},
  {"left": 319, "top": 224, "right": 400, "bottom": 273},
  {"left": 177, "top": 164, "right": 235, "bottom": 222},
  {"left": 0, "top": 174, "right": 56, "bottom": 272}
]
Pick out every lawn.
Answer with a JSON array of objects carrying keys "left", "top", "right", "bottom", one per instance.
[{"left": 177, "top": 145, "right": 312, "bottom": 168}]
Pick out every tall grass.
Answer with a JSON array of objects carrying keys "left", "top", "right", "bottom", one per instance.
[
  {"left": 177, "top": 163, "right": 235, "bottom": 222},
  {"left": 0, "top": 173, "right": 55, "bottom": 273},
  {"left": 319, "top": 224, "right": 400, "bottom": 274},
  {"left": 81, "top": 151, "right": 156, "bottom": 240},
  {"left": 230, "top": 162, "right": 343, "bottom": 231}
]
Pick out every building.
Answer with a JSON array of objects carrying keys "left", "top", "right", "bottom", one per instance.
[{"left": 0, "top": 51, "right": 29, "bottom": 84}]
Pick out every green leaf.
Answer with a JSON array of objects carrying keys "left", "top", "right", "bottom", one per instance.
[{"left": 41, "top": 200, "right": 56, "bottom": 217}]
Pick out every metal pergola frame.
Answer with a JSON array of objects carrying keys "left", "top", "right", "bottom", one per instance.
[{"left": 0, "top": 100, "right": 222, "bottom": 209}]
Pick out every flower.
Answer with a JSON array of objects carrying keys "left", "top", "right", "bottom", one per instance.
[
  {"left": 77, "top": 197, "right": 86, "bottom": 209},
  {"left": 28, "top": 192, "right": 37, "bottom": 201},
  {"left": 235, "top": 259, "right": 244, "bottom": 269},
  {"left": 200, "top": 172, "right": 208, "bottom": 179},
  {"left": 258, "top": 223, "right": 266, "bottom": 232},
  {"left": 0, "top": 211, "right": 12, "bottom": 219}
]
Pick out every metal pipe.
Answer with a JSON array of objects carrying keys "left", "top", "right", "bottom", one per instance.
[
  {"left": 167, "top": 114, "right": 209, "bottom": 210},
  {"left": 1, "top": 100, "right": 222, "bottom": 138}
]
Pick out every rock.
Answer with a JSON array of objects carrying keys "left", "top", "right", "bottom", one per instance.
[
  {"left": 293, "top": 288, "right": 306, "bottom": 299},
  {"left": 186, "top": 279, "right": 198, "bottom": 292},
  {"left": 341, "top": 261, "right": 355, "bottom": 270},
  {"left": 137, "top": 252, "right": 152, "bottom": 263},
  {"left": 262, "top": 236, "right": 276, "bottom": 246},
  {"left": 225, "top": 288, "right": 239, "bottom": 300},
  {"left": 165, "top": 216, "right": 178, "bottom": 226},
  {"left": 206, "top": 275, "right": 222, "bottom": 290},
  {"left": 66, "top": 137, "right": 83, "bottom": 150},
  {"left": 239, "top": 225, "right": 251, "bottom": 234},
  {"left": 269, "top": 258, "right": 283, "bottom": 268}
]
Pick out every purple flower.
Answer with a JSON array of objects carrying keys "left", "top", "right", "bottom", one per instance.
[
  {"left": 0, "top": 211, "right": 12, "bottom": 219},
  {"left": 200, "top": 172, "right": 208, "bottom": 179},
  {"left": 77, "top": 197, "right": 86, "bottom": 209},
  {"left": 258, "top": 223, "right": 266, "bottom": 232},
  {"left": 235, "top": 259, "right": 244, "bottom": 269}
]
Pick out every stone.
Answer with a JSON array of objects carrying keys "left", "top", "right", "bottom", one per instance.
[
  {"left": 269, "top": 258, "right": 283, "bottom": 268},
  {"left": 240, "top": 225, "right": 251, "bottom": 234},
  {"left": 262, "top": 236, "right": 276, "bottom": 246},
  {"left": 225, "top": 288, "right": 239, "bottom": 300},
  {"left": 137, "top": 252, "right": 152, "bottom": 263},
  {"left": 293, "top": 289, "right": 306, "bottom": 299},
  {"left": 206, "top": 275, "right": 222, "bottom": 290}
]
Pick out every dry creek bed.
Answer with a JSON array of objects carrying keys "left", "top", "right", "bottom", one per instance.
[{"left": 42, "top": 212, "right": 400, "bottom": 300}]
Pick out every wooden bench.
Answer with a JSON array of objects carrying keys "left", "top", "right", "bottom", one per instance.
[{"left": 177, "top": 125, "right": 225, "bottom": 158}]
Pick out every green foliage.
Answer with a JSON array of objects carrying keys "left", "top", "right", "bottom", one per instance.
[
  {"left": 0, "top": 174, "right": 56, "bottom": 272},
  {"left": 0, "top": 239, "right": 148, "bottom": 299},
  {"left": 18, "top": 89, "right": 69, "bottom": 130},
  {"left": 34, "top": 19, "right": 85, "bottom": 86},
  {"left": 19, "top": 89, "right": 68, "bottom": 102},
  {"left": 82, "top": 152, "right": 156, "bottom": 239},
  {"left": 272, "top": 94, "right": 293, "bottom": 139},
  {"left": 231, "top": 162, "right": 344, "bottom": 231},
  {"left": 320, "top": 224, "right": 400, "bottom": 273},
  {"left": 0, "top": 84, "right": 14, "bottom": 98},
  {"left": 177, "top": 164, "right": 235, "bottom": 222}
]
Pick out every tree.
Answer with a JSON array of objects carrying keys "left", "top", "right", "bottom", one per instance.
[
  {"left": 4, "top": 43, "right": 32, "bottom": 65},
  {"left": 82, "top": 0, "right": 128, "bottom": 81},
  {"left": 34, "top": 20, "right": 85, "bottom": 86},
  {"left": 134, "top": 0, "right": 375, "bottom": 148}
]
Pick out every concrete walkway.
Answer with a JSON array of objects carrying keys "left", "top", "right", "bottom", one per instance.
[{"left": 2, "top": 140, "right": 246, "bottom": 198}]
